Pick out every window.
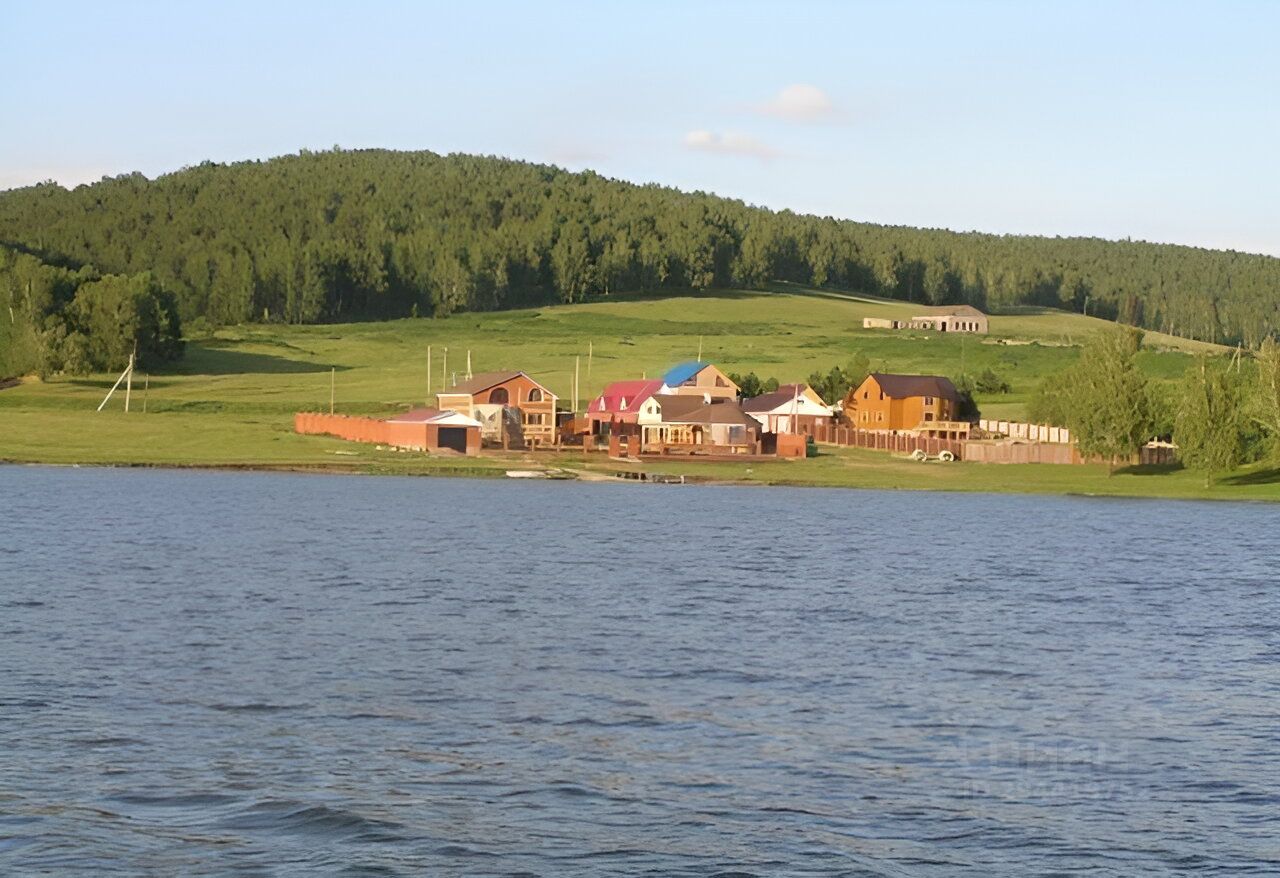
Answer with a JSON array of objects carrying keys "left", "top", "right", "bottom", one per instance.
[
  {"left": 924, "top": 396, "right": 934, "bottom": 405},
  {"left": 863, "top": 391, "right": 870, "bottom": 399},
  {"left": 879, "top": 391, "right": 885, "bottom": 401},
  {"left": 488, "top": 387, "right": 509, "bottom": 405},
  {"left": 528, "top": 388, "right": 543, "bottom": 402},
  {"left": 716, "top": 376, "right": 727, "bottom": 387},
  {"left": 924, "top": 412, "right": 934, "bottom": 422},
  {"left": 877, "top": 412, "right": 884, "bottom": 422}
]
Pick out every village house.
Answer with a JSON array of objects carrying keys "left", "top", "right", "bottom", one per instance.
[
  {"left": 636, "top": 394, "right": 718, "bottom": 449},
  {"left": 842, "top": 373, "right": 962, "bottom": 433},
  {"left": 586, "top": 378, "right": 667, "bottom": 437},
  {"left": 644, "top": 399, "right": 761, "bottom": 453},
  {"left": 863, "top": 304, "right": 989, "bottom": 334},
  {"left": 437, "top": 370, "right": 558, "bottom": 447},
  {"left": 740, "top": 383, "right": 835, "bottom": 434},
  {"left": 385, "top": 408, "right": 483, "bottom": 454},
  {"left": 660, "top": 361, "right": 740, "bottom": 402}
]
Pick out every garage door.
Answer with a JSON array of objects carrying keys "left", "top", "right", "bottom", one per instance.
[{"left": 437, "top": 427, "right": 469, "bottom": 453}]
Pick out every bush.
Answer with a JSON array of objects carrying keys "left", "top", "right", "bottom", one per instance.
[{"left": 973, "top": 368, "right": 1011, "bottom": 394}]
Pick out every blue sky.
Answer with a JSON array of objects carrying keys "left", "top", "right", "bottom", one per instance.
[{"left": 5, "top": 0, "right": 1278, "bottom": 254}]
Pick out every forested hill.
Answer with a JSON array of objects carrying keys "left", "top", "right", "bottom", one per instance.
[{"left": 2, "top": 148, "right": 1277, "bottom": 347}]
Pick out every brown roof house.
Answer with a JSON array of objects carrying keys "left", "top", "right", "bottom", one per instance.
[
  {"left": 437, "top": 370, "right": 558, "bottom": 447},
  {"left": 642, "top": 399, "right": 761, "bottom": 453},
  {"left": 842, "top": 373, "right": 961, "bottom": 433},
  {"left": 741, "top": 383, "right": 835, "bottom": 434}
]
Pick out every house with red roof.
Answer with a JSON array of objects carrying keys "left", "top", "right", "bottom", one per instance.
[{"left": 586, "top": 379, "right": 667, "bottom": 436}]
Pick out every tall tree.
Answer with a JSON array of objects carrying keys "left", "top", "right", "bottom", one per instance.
[
  {"left": 1250, "top": 337, "right": 1280, "bottom": 460},
  {"left": 1174, "top": 356, "right": 1249, "bottom": 486},
  {"left": 1057, "top": 327, "right": 1154, "bottom": 470}
]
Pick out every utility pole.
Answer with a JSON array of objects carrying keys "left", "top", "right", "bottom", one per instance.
[
  {"left": 124, "top": 352, "right": 134, "bottom": 413},
  {"left": 574, "top": 355, "right": 580, "bottom": 414},
  {"left": 97, "top": 358, "right": 134, "bottom": 412},
  {"left": 697, "top": 336, "right": 703, "bottom": 361},
  {"left": 330, "top": 366, "right": 335, "bottom": 415},
  {"left": 143, "top": 374, "right": 149, "bottom": 413},
  {"left": 427, "top": 344, "right": 432, "bottom": 405},
  {"left": 587, "top": 340, "right": 593, "bottom": 379},
  {"left": 442, "top": 348, "right": 448, "bottom": 390}
]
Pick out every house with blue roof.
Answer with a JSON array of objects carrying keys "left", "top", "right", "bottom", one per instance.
[{"left": 659, "top": 361, "right": 739, "bottom": 402}]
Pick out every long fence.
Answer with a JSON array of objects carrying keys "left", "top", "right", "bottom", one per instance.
[
  {"left": 295, "top": 411, "right": 459, "bottom": 451},
  {"left": 977, "top": 419, "right": 1072, "bottom": 444},
  {"left": 806, "top": 423, "right": 965, "bottom": 460},
  {"left": 807, "top": 420, "right": 1177, "bottom": 466}
]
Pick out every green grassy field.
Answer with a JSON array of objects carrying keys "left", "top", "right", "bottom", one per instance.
[{"left": 4, "top": 287, "right": 1276, "bottom": 501}]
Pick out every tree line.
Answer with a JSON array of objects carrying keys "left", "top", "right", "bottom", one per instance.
[
  {"left": 0, "top": 148, "right": 1276, "bottom": 353},
  {"left": 1029, "top": 328, "right": 1280, "bottom": 485}
]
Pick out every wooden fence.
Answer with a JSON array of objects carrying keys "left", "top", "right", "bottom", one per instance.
[
  {"left": 977, "top": 419, "right": 1072, "bottom": 444},
  {"left": 806, "top": 423, "right": 965, "bottom": 460}
]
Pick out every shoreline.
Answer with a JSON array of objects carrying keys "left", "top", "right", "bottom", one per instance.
[{"left": 4, "top": 454, "right": 1276, "bottom": 505}]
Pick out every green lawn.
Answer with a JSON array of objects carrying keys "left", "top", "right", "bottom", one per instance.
[{"left": 4, "top": 287, "right": 1273, "bottom": 501}]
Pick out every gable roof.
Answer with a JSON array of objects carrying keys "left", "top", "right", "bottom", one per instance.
[
  {"left": 386, "top": 408, "right": 482, "bottom": 427},
  {"left": 740, "top": 388, "right": 801, "bottom": 413},
  {"left": 662, "top": 360, "right": 709, "bottom": 386},
  {"left": 650, "top": 393, "right": 706, "bottom": 421},
  {"left": 590, "top": 379, "right": 665, "bottom": 414},
  {"left": 667, "top": 401, "right": 761, "bottom": 428},
  {"left": 914, "top": 304, "right": 986, "bottom": 318},
  {"left": 869, "top": 373, "right": 959, "bottom": 401},
  {"left": 442, "top": 370, "right": 552, "bottom": 397}
]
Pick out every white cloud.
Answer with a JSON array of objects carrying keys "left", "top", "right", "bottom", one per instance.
[
  {"left": 757, "top": 83, "right": 834, "bottom": 121},
  {"left": 682, "top": 129, "right": 779, "bottom": 159}
]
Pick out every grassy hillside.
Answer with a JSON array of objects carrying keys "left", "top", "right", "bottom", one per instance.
[{"left": 4, "top": 288, "right": 1274, "bottom": 501}]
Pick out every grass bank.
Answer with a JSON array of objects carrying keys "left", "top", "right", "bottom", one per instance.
[{"left": 4, "top": 288, "right": 1274, "bottom": 501}]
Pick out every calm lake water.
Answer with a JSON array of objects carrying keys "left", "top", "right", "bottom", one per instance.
[{"left": 1, "top": 466, "right": 1278, "bottom": 876}]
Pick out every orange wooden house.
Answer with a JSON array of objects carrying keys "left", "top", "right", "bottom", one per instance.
[
  {"left": 842, "top": 373, "right": 961, "bottom": 433},
  {"left": 437, "top": 370, "right": 558, "bottom": 447}
]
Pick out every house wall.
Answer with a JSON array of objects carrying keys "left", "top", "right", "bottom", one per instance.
[
  {"left": 666, "top": 365, "right": 738, "bottom": 401},
  {"left": 937, "top": 314, "right": 989, "bottom": 333},
  {"left": 846, "top": 377, "right": 954, "bottom": 431},
  {"left": 438, "top": 375, "right": 558, "bottom": 445},
  {"left": 636, "top": 399, "right": 664, "bottom": 425}
]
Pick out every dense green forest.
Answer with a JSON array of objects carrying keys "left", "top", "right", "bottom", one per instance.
[
  {"left": 0, "top": 244, "right": 183, "bottom": 377},
  {"left": 2, "top": 148, "right": 1277, "bottom": 377}
]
